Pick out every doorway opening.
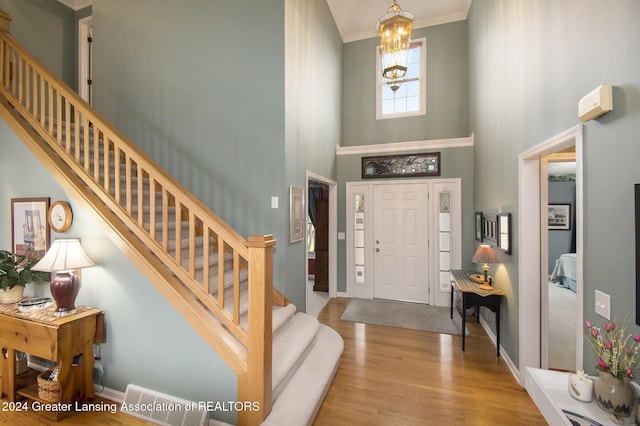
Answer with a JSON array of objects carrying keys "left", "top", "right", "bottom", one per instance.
[
  {"left": 518, "top": 125, "right": 584, "bottom": 383},
  {"left": 306, "top": 172, "right": 337, "bottom": 317},
  {"left": 78, "top": 16, "right": 93, "bottom": 104}
]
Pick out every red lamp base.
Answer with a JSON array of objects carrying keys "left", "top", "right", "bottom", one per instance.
[{"left": 50, "top": 271, "right": 80, "bottom": 317}]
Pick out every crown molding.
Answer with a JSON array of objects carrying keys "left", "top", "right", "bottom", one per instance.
[
  {"left": 336, "top": 135, "right": 474, "bottom": 156},
  {"left": 343, "top": 11, "right": 468, "bottom": 43},
  {"left": 57, "top": 0, "right": 92, "bottom": 11}
]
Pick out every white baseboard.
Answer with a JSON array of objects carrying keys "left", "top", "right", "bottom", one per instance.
[
  {"left": 479, "top": 316, "right": 521, "bottom": 385},
  {"left": 337, "top": 291, "right": 349, "bottom": 298}
]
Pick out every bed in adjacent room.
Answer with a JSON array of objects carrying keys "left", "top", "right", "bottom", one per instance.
[{"left": 550, "top": 253, "right": 577, "bottom": 292}]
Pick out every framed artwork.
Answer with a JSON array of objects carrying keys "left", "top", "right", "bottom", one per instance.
[
  {"left": 289, "top": 187, "right": 304, "bottom": 243},
  {"left": 362, "top": 152, "right": 440, "bottom": 179},
  {"left": 498, "top": 213, "right": 511, "bottom": 255},
  {"left": 475, "top": 212, "right": 483, "bottom": 242},
  {"left": 11, "top": 197, "right": 50, "bottom": 258},
  {"left": 548, "top": 204, "right": 571, "bottom": 230}
]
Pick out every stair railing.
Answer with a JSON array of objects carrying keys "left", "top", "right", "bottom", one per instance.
[{"left": 0, "top": 13, "right": 274, "bottom": 423}]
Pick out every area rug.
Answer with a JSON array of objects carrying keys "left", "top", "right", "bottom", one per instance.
[{"left": 341, "top": 298, "right": 469, "bottom": 336}]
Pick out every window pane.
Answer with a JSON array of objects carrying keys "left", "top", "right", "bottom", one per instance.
[
  {"left": 408, "top": 46, "right": 420, "bottom": 64},
  {"left": 394, "top": 97, "right": 406, "bottom": 113},
  {"left": 394, "top": 83, "right": 407, "bottom": 97},
  {"left": 382, "top": 84, "right": 395, "bottom": 100},
  {"left": 406, "top": 80, "right": 419, "bottom": 97},
  {"left": 406, "top": 96, "right": 419, "bottom": 112},
  {"left": 382, "top": 99, "right": 394, "bottom": 114}
]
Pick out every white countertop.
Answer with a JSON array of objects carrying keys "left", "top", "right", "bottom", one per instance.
[{"left": 525, "top": 367, "right": 637, "bottom": 426}]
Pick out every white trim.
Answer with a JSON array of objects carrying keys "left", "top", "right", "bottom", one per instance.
[
  {"left": 337, "top": 291, "right": 349, "bottom": 298},
  {"left": 306, "top": 172, "right": 338, "bottom": 301},
  {"left": 336, "top": 135, "right": 474, "bottom": 156},
  {"left": 57, "top": 0, "right": 92, "bottom": 10},
  {"left": 342, "top": 13, "right": 468, "bottom": 43},
  {"left": 518, "top": 124, "right": 583, "bottom": 385}
]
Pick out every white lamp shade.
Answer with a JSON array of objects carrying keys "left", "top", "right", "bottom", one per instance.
[{"left": 32, "top": 239, "right": 95, "bottom": 272}]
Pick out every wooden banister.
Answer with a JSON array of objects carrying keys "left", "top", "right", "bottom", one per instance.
[{"left": 0, "top": 14, "right": 275, "bottom": 424}]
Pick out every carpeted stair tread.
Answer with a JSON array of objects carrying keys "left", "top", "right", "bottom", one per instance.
[
  {"left": 271, "top": 313, "right": 320, "bottom": 402},
  {"left": 263, "top": 324, "right": 344, "bottom": 426}
]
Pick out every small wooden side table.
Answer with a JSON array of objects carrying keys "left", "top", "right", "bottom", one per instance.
[
  {"left": 0, "top": 304, "right": 104, "bottom": 421},
  {"left": 449, "top": 269, "right": 505, "bottom": 357}
]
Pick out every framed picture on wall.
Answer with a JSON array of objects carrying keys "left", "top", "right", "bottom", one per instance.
[
  {"left": 289, "top": 187, "right": 304, "bottom": 243},
  {"left": 475, "top": 212, "right": 483, "bottom": 242},
  {"left": 11, "top": 197, "right": 50, "bottom": 258},
  {"left": 548, "top": 204, "right": 571, "bottom": 230}
]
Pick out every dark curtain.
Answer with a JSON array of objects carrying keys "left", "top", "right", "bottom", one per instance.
[{"left": 308, "top": 187, "right": 323, "bottom": 228}]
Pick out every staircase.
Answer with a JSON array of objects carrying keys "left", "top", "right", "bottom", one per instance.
[{"left": 0, "top": 12, "right": 342, "bottom": 425}]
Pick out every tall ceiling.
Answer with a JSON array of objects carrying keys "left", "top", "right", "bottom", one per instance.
[{"left": 326, "top": 0, "right": 472, "bottom": 43}]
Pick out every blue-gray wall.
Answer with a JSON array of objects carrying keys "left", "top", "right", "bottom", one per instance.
[
  {"left": 284, "top": 0, "right": 342, "bottom": 309},
  {"left": 342, "top": 21, "right": 469, "bottom": 146},
  {"left": 469, "top": 0, "right": 640, "bottom": 371},
  {"left": 0, "top": 0, "right": 76, "bottom": 87},
  {"left": 337, "top": 20, "right": 473, "bottom": 293}
]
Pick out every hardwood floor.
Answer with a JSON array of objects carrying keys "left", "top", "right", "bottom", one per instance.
[
  {"left": 314, "top": 298, "right": 547, "bottom": 425},
  {"left": 1, "top": 298, "right": 546, "bottom": 425}
]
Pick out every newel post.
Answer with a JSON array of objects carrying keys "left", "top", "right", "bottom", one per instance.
[
  {"left": 0, "top": 11, "right": 11, "bottom": 32},
  {"left": 238, "top": 234, "right": 276, "bottom": 425}
]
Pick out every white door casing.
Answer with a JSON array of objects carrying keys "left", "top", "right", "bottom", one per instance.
[{"left": 518, "top": 125, "right": 584, "bottom": 384}]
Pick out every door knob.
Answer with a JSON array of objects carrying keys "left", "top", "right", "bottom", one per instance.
[
  {"left": 376, "top": 240, "right": 380, "bottom": 244},
  {"left": 376, "top": 248, "right": 380, "bottom": 252}
]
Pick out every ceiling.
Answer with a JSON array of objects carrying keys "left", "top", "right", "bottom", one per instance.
[{"left": 326, "top": 0, "right": 472, "bottom": 43}]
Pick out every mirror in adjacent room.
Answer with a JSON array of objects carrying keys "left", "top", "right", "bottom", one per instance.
[{"left": 545, "top": 157, "right": 578, "bottom": 371}]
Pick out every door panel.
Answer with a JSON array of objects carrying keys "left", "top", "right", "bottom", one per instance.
[{"left": 373, "top": 183, "right": 429, "bottom": 303}]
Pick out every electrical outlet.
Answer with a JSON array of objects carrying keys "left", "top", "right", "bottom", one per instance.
[
  {"left": 92, "top": 344, "right": 100, "bottom": 358},
  {"left": 595, "top": 290, "right": 610, "bottom": 320}
]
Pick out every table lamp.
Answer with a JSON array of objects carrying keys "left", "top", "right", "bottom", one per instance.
[
  {"left": 471, "top": 244, "right": 499, "bottom": 290},
  {"left": 32, "top": 239, "right": 94, "bottom": 317}
]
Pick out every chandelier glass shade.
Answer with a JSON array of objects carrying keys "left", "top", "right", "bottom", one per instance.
[{"left": 377, "top": 1, "right": 414, "bottom": 91}]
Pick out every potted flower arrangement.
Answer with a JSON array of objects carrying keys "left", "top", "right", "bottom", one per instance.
[
  {"left": 0, "top": 250, "right": 48, "bottom": 304},
  {"left": 585, "top": 318, "right": 640, "bottom": 418}
]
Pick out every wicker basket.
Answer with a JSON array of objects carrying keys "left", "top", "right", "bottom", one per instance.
[
  {"left": 0, "top": 286, "right": 24, "bottom": 304},
  {"left": 37, "top": 368, "right": 61, "bottom": 402}
]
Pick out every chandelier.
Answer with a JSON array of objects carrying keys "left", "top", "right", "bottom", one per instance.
[{"left": 377, "top": 0, "right": 414, "bottom": 91}]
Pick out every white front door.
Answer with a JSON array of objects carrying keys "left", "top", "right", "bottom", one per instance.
[{"left": 373, "top": 183, "right": 429, "bottom": 303}]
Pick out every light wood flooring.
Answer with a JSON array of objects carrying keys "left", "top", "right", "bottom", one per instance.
[
  {"left": 314, "top": 297, "right": 547, "bottom": 425},
  {"left": 1, "top": 297, "right": 547, "bottom": 425}
]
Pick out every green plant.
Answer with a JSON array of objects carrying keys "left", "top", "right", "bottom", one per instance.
[
  {"left": 0, "top": 250, "right": 48, "bottom": 290},
  {"left": 585, "top": 318, "right": 640, "bottom": 379}
]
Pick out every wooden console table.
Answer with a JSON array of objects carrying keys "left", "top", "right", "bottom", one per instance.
[
  {"left": 0, "top": 304, "right": 104, "bottom": 421},
  {"left": 449, "top": 269, "right": 505, "bottom": 357}
]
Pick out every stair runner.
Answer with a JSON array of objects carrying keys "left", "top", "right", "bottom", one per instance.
[{"left": 58, "top": 123, "right": 344, "bottom": 425}]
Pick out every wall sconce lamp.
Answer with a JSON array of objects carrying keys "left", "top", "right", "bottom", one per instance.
[
  {"left": 471, "top": 244, "right": 500, "bottom": 291},
  {"left": 32, "top": 238, "right": 94, "bottom": 317}
]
